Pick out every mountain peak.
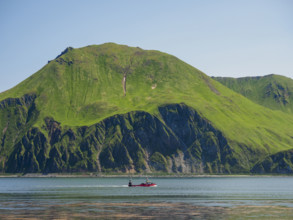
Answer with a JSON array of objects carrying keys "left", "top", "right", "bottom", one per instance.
[
  {"left": 55, "top": 46, "right": 74, "bottom": 59},
  {"left": 47, "top": 47, "right": 74, "bottom": 64}
]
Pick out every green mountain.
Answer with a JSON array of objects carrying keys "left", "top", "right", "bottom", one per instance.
[
  {"left": 213, "top": 74, "right": 293, "bottom": 113},
  {"left": 1, "top": 43, "right": 293, "bottom": 174}
]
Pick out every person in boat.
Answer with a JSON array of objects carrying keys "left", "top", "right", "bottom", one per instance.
[{"left": 128, "top": 179, "right": 132, "bottom": 187}]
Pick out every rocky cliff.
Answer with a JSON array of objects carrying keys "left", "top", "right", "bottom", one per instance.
[
  {"left": 1, "top": 101, "right": 244, "bottom": 174},
  {"left": 252, "top": 149, "right": 293, "bottom": 174}
]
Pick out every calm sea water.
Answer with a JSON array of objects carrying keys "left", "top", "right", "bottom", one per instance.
[{"left": 0, "top": 176, "right": 293, "bottom": 219}]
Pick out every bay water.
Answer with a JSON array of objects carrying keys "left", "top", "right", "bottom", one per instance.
[{"left": 0, "top": 176, "right": 293, "bottom": 219}]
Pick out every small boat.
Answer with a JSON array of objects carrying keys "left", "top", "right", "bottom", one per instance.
[{"left": 128, "top": 177, "right": 157, "bottom": 187}]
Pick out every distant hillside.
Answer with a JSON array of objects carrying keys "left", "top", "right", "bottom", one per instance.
[
  {"left": 213, "top": 74, "right": 293, "bottom": 113},
  {"left": 1, "top": 43, "right": 293, "bottom": 174}
]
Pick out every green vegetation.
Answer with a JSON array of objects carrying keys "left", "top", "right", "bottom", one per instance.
[
  {"left": 1, "top": 43, "right": 293, "bottom": 174},
  {"left": 213, "top": 74, "right": 293, "bottom": 113}
]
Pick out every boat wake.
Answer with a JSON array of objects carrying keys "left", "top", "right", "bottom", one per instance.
[{"left": 51, "top": 185, "right": 129, "bottom": 188}]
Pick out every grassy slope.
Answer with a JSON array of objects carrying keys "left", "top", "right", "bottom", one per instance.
[
  {"left": 1, "top": 43, "right": 293, "bottom": 163},
  {"left": 214, "top": 75, "right": 293, "bottom": 113}
]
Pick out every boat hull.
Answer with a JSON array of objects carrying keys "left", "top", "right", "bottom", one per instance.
[{"left": 129, "top": 183, "right": 157, "bottom": 187}]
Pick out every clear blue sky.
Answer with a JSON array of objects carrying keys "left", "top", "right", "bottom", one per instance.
[{"left": 0, "top": 0, "right": 292, "bottom": 92}]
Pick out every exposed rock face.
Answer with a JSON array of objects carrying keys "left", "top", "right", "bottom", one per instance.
[
  {"left": 0, "top": 94, "right": 38, "bottom": 172},
  {"left": 0, "top": 94, "right": 36, "bottom": 109},
  {"left": 0, "top": 98, "right": 244, "bottom": 174},
  {"left": 251, "top": 149, "right": 293, "bottom": 174},
  {"left": 6, "top": 128, "right": 48, "bottom": 173},
  {"left": 158, "top": 104, "right": 237, "bottom": 173}
]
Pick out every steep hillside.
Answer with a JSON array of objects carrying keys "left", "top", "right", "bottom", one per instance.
[
  {"left": 252, "top": 149, "right": 293, "bottom": 174},
  {"left": 1, "top": 43, "right": 293, "bottom": 174},
  {"left": 213, "top": 74, "right": 293, "bottom": 113}
]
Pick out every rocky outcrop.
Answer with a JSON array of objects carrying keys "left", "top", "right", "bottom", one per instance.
[
  {"left": 159, "top": 104, "right": 238, "bottom": 173},
  {"left": 0, "top": 94, "right": 38, "bottom": 171},
  {"left": 0, "top": 94, "right": 36, "bottom": 109},
  {"left": 6, "top": 128, "right": 49, "bottom": 173},
  {"left": 1, "top": 102, "right": 246, "bottom": 174},
  {"left": 48, "top": 47, "right": 74, "bottom": 63},
  {"left": 251, "top": 149, "right": 293, "bottom": 174}
]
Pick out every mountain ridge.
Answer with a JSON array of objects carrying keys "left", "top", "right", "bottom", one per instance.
[
  {"left": 1, "top": 43, "right": 293, "bottom": 174},
  {"left": 213, "top": 74, "right": 293, "bottom": 113}
]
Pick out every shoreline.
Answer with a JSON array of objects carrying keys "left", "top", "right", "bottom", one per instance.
[
  {"left": 1, "top": 202, "right": 293, "bottom": 219},
  {"left": 0, "top": 173, "right": 292, "bottom": 178}
]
